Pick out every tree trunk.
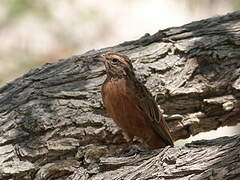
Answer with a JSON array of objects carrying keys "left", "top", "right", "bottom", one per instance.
[{"left": 0, "top": 11, "right": 240, "bottom": 180}]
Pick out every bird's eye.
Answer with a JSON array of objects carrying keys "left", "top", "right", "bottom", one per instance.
[{"left": 111, "top": 58, "right": 118, "bottom": 63}]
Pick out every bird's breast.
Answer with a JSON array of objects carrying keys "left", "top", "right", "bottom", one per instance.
[
  {"left": 102, "top": 78, "right": 130, "bottom": 115},
  {"left": 102, "top": 79, "right": 140, "bottom": 129}
]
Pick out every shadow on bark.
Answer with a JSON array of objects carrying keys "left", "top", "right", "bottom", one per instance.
[{"left": 0, "top": 11, "right": 240, "bottom": 179}]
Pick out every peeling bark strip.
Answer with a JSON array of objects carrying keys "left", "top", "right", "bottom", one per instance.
[
  {"left": 96, "top": 135, "right": 240, "bottom": 180},
  {"left": 0, "top": 11, "right": 240, "bottom": 179}
]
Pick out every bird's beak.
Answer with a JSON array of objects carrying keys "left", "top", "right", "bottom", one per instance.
[{"left": 94, "top": 54, "right": 106, "bottom": 62}]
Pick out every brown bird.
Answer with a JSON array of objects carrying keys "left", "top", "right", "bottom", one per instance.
[{"left": 95, "top": 52, "right": 174, "bottom": 149}]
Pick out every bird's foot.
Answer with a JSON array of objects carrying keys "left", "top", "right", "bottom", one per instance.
[{"left": 119, "top": 144, "right": 151, "bottom": 157}]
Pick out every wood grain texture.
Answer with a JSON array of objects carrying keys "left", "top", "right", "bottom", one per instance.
[
  {"left": 0, "top": 11, "right": 240, "bottom": 179},
  {"left": 97, "top": 135, "right": 240, "bottom": 180}
]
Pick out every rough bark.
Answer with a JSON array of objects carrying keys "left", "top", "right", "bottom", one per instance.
[{"left": 0, "top": 11, "right": 240, "bottom": 179}]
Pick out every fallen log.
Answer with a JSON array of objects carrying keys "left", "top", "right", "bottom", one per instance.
[{"left": 1, "top": 11, "right": 240, "bottom": 179}]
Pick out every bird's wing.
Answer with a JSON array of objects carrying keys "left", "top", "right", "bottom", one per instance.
[{"left": 133, "top": 80, "right": 174, "bottom": 146}]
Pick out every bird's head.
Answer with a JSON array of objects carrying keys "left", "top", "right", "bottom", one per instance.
[{"left": 95, "top": 52, "right": 134, "bottom": 79}]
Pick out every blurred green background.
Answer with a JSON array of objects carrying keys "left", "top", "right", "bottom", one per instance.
[
  {"left": 0, "top": 0, "right": 239, "bottom": 142},
  {"left": 1, "top": 0, "right": 239, "bottom": 86}
]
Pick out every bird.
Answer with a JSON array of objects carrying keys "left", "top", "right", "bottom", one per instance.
[{"left": 95, "top": 52, "right": 174, "bottom": 150}]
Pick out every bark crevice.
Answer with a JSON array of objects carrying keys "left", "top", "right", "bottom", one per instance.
[{"left": 0, "top": 11, "right": 240, "bottom": 179}]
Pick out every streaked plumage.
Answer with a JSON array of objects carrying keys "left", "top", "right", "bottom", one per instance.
[{"left": 95, "top": 52, "right": 174, "bottom": 149}]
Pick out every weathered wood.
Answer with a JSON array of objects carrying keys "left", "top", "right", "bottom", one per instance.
[
  {"left": 95, "top": 135, "right": 240, "bottom": 180},
  {"left": 0, "top": 11, "right": 240, "bottom": 179}
]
